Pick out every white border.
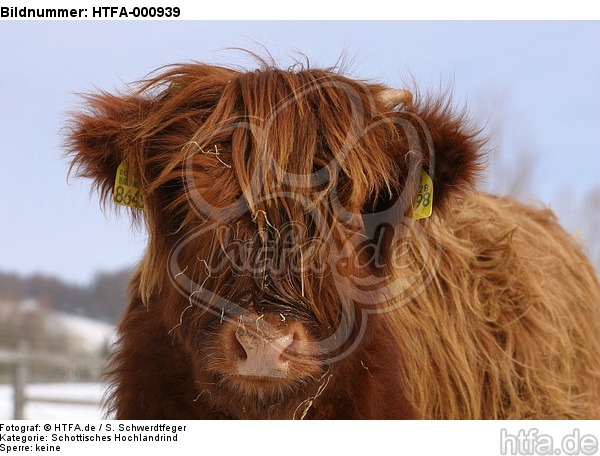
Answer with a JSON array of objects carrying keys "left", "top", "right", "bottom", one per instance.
[{"left": 1, "top": 0, "right": 599, "bottom": 19}]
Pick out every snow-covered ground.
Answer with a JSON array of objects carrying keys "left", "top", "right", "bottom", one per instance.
[
  {"left": 0, "top": 301, "right": 115, "bottom": 419},
  {"left": 0, "top": 382, "right": 106, "bottom": 419},
  {"left": 57, "top": 312, "right": 116, "bottom": 352},
  {"left": 0, "top": 299, "right": 117, "bottom": 353}
]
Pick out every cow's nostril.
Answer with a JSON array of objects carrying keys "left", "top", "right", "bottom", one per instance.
[{"left": 231, "top": 329, "right": 248, "bottom": 361}]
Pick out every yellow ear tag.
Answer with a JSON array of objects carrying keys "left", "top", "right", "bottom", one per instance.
[
  {"left": 113, "top": 161, "right": 144, "bottom": 210},
  {"left": 411, "top": 171, "right": 433, "bottom": 220}
]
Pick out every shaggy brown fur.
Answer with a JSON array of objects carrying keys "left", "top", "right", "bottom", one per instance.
[{"left": 66, "top": 61, "right": 600, "bottom": 419}]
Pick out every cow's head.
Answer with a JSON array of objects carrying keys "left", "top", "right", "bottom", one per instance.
[{"left": 66, "top": 63, "right": 483, "bottom": 418}]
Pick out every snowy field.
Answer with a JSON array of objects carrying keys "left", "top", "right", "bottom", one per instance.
[
  {"left": 0, "top": 309, "right": 113, "bottom": 419},
  {"left": 0, "top": 382, "right": 106, "bottom": 420},
  {"left": 0, "top": 300, "right": 116, "bottom": 420},
  {"left": 57, "top": 313, "right": 116, "bottom": 352},
  {"left": 0, "top": 302, "right": 115, "bottom": 419}
]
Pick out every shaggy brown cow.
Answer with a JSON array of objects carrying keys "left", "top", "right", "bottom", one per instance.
[{"left": 66, "top": 61, "right": 600, "bottom": 419}]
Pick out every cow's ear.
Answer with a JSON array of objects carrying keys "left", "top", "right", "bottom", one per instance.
[
  {"left": 376, "top": 88, "right": 486, "bottom": 218},
  {"left": 358, "top": 89, "right": 486, "bottom": 270},
  {"left": 65, "top": 91, "right": 153, "bottom": 206},
  {"left": 408, "top": 95, "right": 485, "bottom": 214}
]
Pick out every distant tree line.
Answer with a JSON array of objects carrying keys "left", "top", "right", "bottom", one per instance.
[{"left": 0, "top": 268, "right": 132, "bottom": 324}]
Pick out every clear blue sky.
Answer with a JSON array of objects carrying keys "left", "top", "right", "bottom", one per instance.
[{"left": 1, "top": 21, "right": 599, "bottom": 284}]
